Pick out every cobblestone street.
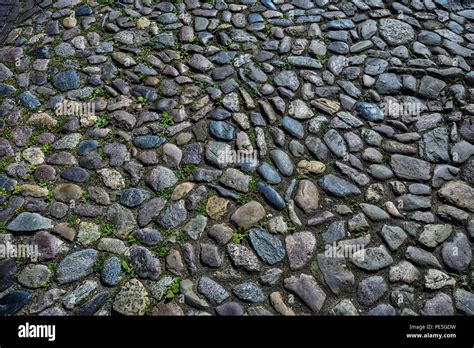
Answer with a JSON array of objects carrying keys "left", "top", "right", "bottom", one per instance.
[{"left": 0, "top": 0, "right": 473, "bottom": 316}]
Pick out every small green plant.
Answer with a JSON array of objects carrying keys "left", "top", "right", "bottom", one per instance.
[
  {"left": 45, "top": 189, "right": 54, "bottom": 202},
  {"left": 11, "top": 185, "right": 21, "bottom": 196},
  {"left": 164, "top": 277, "right": 181, "bottom": 300},
  {"left": 14, "top": 257, "right": 29, "bottom": 268},
  {"left": 80, "top": 191, "right": 90, "bottom": 203},
  {"left": 232, "top": 226, "right": 248, "bottom": 244},
  {"left": 287, "top": 221, "right": 296, "bottom": 233},
  {"left": 237, "top": 194, "right": 250, "bottom": 206},
  {"left": 360, "top": 90, "right": 371, "bottom": 101},
  {"left": 315, "top": 54, "right": 327, "bottom": 64},
  {"left": 156, "top": 245, "right": 170, "bottom": 258},
  {"left": 37, "top": 179, "right": 51, "bottom": 188},
  {"left": 157, "top": 187, "right": 174, "bottom": 200},
  {"left": 196, "top": 80, "right": 210, "bottom": 92},
  {"left": 68, "top": 215, "right": 80, "bottom": 226},
  {"left": 121, "top": 258, "right": 135, "bottom": 277},
  {"left": 95, "top": 116, "right": 108, "bottom": 128},
  {"left": 99, "top": 224, "right": 114, "bottom": 236},
  {"left": 175, "top": 232, "right": 189, "bottom": 245},
  {"left": 196, "top": 199, "right": 207, "bottom": 216},
  {"left": 127, "top": 235, "right": 139, "bottom": 245},
  {"left": 40, "top": 281, "right": 50, "bottom": 288},
  {"left": 352, "top": 225, "right": 368, "bottom": 233},
  {"left": 249, "top": 179, "right": 257, "bottom": 192},
  {"left": 48, "top": 261, "right": 59, "bottom": 274},
  {"left": 157, "top": 112, "right": 174, "bottom": 129},
  {"left": 0, "top": 156, "right": 14, "bottom": 172},
  {"left": 91, "top": 87, "right": 106, "bottom": 99},
  {"left": 317, "top": 35, "right": 330, "bottom": 44},
  {"left": 281, "top": 59, "right": 291, "bottom": 70},
  {"left": 174, "top": 164, "right": 196, "bottom": 180},
  {"left": 248, "top": 131, "right": 256, "bottom": 141},
  {"left": 262, "top": 23, "right": 273, "bottom": 36},
  {"left": 137, "top": 96, "right": 146, "bottom": 104},
  {"left": 93, "top": 257, "right": 104, "bottom": 272},
  {"left": 0, "top": 188, "right": 9, "bottom": 197},
  {"left": 447, "top": 273, "right": 472, "bottom": 288},
  {"left": 337, "top": 198, "right": 360, "bottom": 212},
  {"left": 40, "top": 143, "right": 51, "bottom": 154},
  {"left": 0, "top": 222, "right": 6, "bottom": 234}
]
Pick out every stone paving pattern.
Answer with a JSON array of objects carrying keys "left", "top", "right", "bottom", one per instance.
[{"left": 0, "top": 0, "right": 473, "bottom": 316}]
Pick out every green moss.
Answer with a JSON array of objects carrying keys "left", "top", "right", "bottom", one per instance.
[
  {"left": 127, "top": 235, "right": 139, "bottom": 245},
  {"left": 80, "top": 191, "right": 90, "bottom": 203},
  {"left": 48, "top": 261, "right": 59, "bottom": 274},
  {"left": 157, "top": 187, "right": 174, "bottom": 200},
  {"left": 174, "top": 164, "right": 196, "bottom": 180},
  {"left": 315, "top": 54, "right": 327, "bottom": 64},
  {"left": 0, "top": 156, "right": 14, "bottom": 172},
  {"left": 287, "top": 221, "right": 296, "bottom": 233},
  {"left": 156, "top": 245, "right": 170, "bottom": 258},
  {"left": 237, "top": 194, "right": 250, "bottom": 206},
  {"left": 175, "top": 232, "right": 189, "bottom": 245},
  {"left": 99, "top": 224, "right": 114, "bottom": 236},
  {"left": 90, "top": 87, "right": 106, "bottom": 99},
  {"left": 95, "top": 116, "right": 108, "bottom": 128}
]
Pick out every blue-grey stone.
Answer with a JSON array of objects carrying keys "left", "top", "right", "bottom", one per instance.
[
  {"left": 209, "top": 121, "right": 235, "bottom": 141},
  {"left": 328, "top": 41, "right": 349, "bottom": 54},
  {"left": 364, "top": 58, "right": 388, "bottom": 76},
  {"left": 77, "top": 140, "right": 98, "bottom": 156},
  {"left": 133, "top": 135, "right": 166, "bottom": 149},
  {"left": 419, "top": 127, "right": 449, "bottom": 163},
  {"left": 356, "top": 102, "right": 384, "bottom": 121},
  {"left": 258, "top": 162, "right": 282, "bottom": 184},
  {"left": 60, "top": 167, "right": 89, "bottom": 183},
  {"left": 256, "top": 182, "right": 285, "bottom": 210},
  {"left": 120, "top": 188, "right": 151, "bottom": 208},
  {"left": 318, "top": 174, "right": 361, "bottom": 197},
  {"left": 6, "top": 212, "right": 53, "bottom": 232},
  {"left": 249, "top": 228, "right": 285, "bottom": 265},
  {"left": 233, "top": 282, "right": 265, "bottom": 303},
  {"left": 325, "top": 19, "right": 354, "bottom": 30},
  {"left": 0, "top": 290, "right": 31, "bottom": 316},
  {"left": 0, "top": 83, "right": 16, "bottom": 96},
  {"left": 375, "top": 73, "right": 401, "bottom": 94},
  {"left": 77, "top": 291, "right": 109, "bottom": 316},
  {"left": 101, "top": 257, "right": 123, "bottom": 286},
  {"left": 0, "top": 175, "right": 17, "bottom": 192},
  {"left": 133, "top": 228, "right": 163, "bottom": 246},
  {"left": 57, "top": 249, "right": 98, "bottom": 284},
  {"left": 198, "top": 276, "right": 229, "bottom": 305},
  {"left": 261, "top": 0, "right": 277, "bottom": 10},
  {"left": 154, "top": 32, "right": 175, "bottom": 47},
  {"left": 418, "top": 30, "right": 441, "bottom": 46},
  {"left": 209, "top": 107, "right": 231, "bottom": 120},
  {"left": 18, "top": 91, "right": 41, "bottom": 109},
  {"left": 52, "top": 70, "right": 80, "bottom": 92},
  {"left": 248, "top": 13, "right": 264, "bottom": 23},
  {"left": 282, "top": 116, "right": 304, "bottom": 139},
  {"left": 75, "top": 5, "right": 93, "bottom": 16},
  {"left": 270, "top": 149, "right": 294, "bottom": 176}
]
